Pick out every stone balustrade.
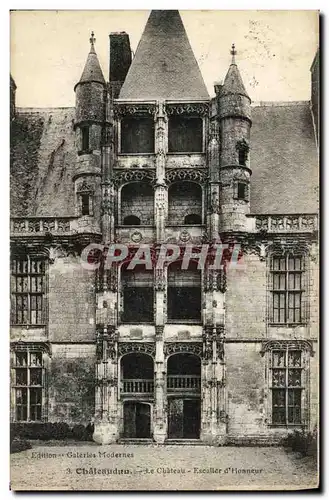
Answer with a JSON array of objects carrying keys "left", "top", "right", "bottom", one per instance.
[
  {"left": 11, "top": 217, "right": 77, "bottom": 235},
  {"left": 254, "top": 214, "right": 318, "bottom": 233}
]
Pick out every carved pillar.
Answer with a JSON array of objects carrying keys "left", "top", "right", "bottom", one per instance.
[
  {"left": 153, "top": 326, "right": 167, "bottom": 443},
  {"left": 93, "top": 325, "right": 119, "bottom": 444},
  {"left": 201, "top": 324, "right": 226, "bottom": 445},
  {"left": 154, "top": 100, "right": 168, "bottom": 243},
  {"left": 207, "top": 121, "right": 220, "bottom": 240},
  {"left": 101, "top": 87, "right": 115, "bottom": 244}
]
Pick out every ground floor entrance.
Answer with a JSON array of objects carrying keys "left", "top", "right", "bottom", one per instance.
[
  {"left": 123, "top": 402, "right": 151, "bottom": 438},
  {"left": 168, "top": 398, "right": 201, "bottom": 439}
]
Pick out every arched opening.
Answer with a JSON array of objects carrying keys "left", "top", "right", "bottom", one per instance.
[
  {"left": 121, "top": 353, "right": 154, "bottom": 439},
  {"left": 121, "top": 265, "right": 154, "bottom": 323},
  {"left": 120, "top": 182, "right": 154, "bottom": 225},
  {"left": 184, "top": 213, "right": 202, "bottom": 225},
  {"left": 121, "top": 116, "right": 155, "bottom": 154},
  {"left": 168, "top": 181, "right": 202, "bottom": 225},
  {"left": 167, "top": 261, "right": 201, "bottom": 322},
  {"left": 168, "top": 115, "right": 203, "bottom": 153},
  {"left": 167, "top": 353, "right": 201, "bottom": 439},
  {"left": 123, "top": 215, "right": 141, "bottom": 226}
]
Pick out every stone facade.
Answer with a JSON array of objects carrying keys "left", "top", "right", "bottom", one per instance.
[{"left": 10, "top": 11, "right": 319, "bottom": 446}]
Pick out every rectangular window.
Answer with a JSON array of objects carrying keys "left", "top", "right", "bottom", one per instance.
[
  {"left": 271, "top": 349, "right": 302, "bottom": 425},
  {"left": 168, "top": 116, "right": 203, "bottom": 153},
  {"left": 168, "top": 287, "right": 201, "bottom": 321},
  {"left": 81, "top": 126, "right": 90, "bottom": 152},
  {"left": 81, "top": 194, "right": 90, "bottom": 216},
  {"left": 270, "top": 255, "right": 303, "bottom": 324},
  {"left": 121, "top": 117, "right": 155, "bottom": 153},
  {"left": 13, "top": 350, "right": 44, "bottom": 421},
  {"left": 239, "top": 148, "right": 248, "bottom": 166},
  {"left": 11, "top": 257, "right": 46, "bottom": 325},
  {"left": 121, "top": 269, "right": 154, "bottom": 323},
  {"left": 237, "top": 182, "right": 246, "bottom": 200}
]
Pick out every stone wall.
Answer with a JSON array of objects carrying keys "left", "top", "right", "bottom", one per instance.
[
  {"left": 48, "top": 344, "right": 95, "bottom": 424},
  {"left": 48, "top": 255, "right": 96, "bottom": 342}
]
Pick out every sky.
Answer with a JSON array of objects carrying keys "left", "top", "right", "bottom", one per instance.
[{"left": 10, "top": 10, "right": 319, "bottom": 108}]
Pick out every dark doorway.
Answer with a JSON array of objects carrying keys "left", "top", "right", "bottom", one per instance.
[
  {"left": 168, "top": 398, "right": 201, "bottom": 439},
  {"left": 123, "top": 402, "right": 151, "bottom": 438}
]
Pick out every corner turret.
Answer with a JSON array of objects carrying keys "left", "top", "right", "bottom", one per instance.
[{"left": 217, "top": 45, "right": 252, "bottom": 232}]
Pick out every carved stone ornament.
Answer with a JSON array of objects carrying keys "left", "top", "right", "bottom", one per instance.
[
  {"left": 165, "top": 102, "right": 209, "bottom": 117},
  {"left": 204, "top": 269, "right": 226, "bottom": 293},
  {"left": 179, "top": 230, "right": 191, "bottom": 243},
  {"left": 131, "top": 231, "right": 143, "bottom": 243},
  {"left": 260, "top": 339, "right": 314, "bottom": 356},
  {"left": 164, "top": 342, "right": 203, "bottom": 358},
  {"left": 11, "top": 341, "right": 52, "bottom": 356},
  {"left": 114, "top": 103, "right": 156, "bottom": 117},
  {"left": 76, "top": 179, "right": 94, "bottom": 193},
  {"left": 117, "top": 342, "right": 156, "bottom": 357},
  {"left": 165, "top": 168, "right": 208, "bottom": 185},
  {"left": 113, "top": 169, "right": 156, "bottom": 187}
]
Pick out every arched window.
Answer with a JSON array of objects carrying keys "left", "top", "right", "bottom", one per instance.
[
  {"left": 120, "top": 182, "right": 154, "bottom": 225},
  {"left": 123, "top": 215, "right": 141, "bottom": 226},
  {"left": 168, "top": 181, "right": 202, "bottom": 225},
  {"left": 184, "top": 214, "right": 202, "bottom": 225}
]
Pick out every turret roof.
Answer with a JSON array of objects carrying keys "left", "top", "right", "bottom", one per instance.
[
  {"left": 76, "top": 32, "right": 105, "bottom": 88},
  {"left": 119, "top": 10, "right": 209, "bottom": 100},
  {"left": 221, "top": 45, "right": 250, "bottom": 99}
]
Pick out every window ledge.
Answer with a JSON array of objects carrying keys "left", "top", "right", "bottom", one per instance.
[
  {"left": 10, "top": 324, "right": 46, "bottom": 328},
  {"left": 78, "top": 149, "right": 93, "bottom": 156},
  {"left": 117, "top": 153, "right": 155, "bottom": 156},
  {"left": 268, "top": 323, "right": 307, "bottom": 327},
  {"left": 268, "top": 424, "right": 305, "bottom": 428},
  {"left": 166, "top": 320, "right": 202, "bottom": 325},
  {"left": 166, "top": 152, "right": 204, "bottom": 155},
  {"left": 119, "top": 322, "right": 155, "bottom": 325}
]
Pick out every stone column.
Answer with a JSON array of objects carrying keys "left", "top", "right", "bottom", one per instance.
[
  {"left": 207, "top": 121, "right": 220, "bottom": 241},
  {"left": 154, "top": 100, "right": 168, "bottom": 243},
  {"left": 153, "top": 326, "right": 167, "bottom": 443},
  {"left": 93, "top": 326, "right": 119, "bottom": 444}
]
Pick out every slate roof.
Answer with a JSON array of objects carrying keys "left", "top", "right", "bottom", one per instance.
[
  {"left": 10, "top": 102, "right": 318, "bottom": 218},
  {"left": 221, "top": 63, "right": 250, "bottom": 99},
  {"left": 250, "top": 102, "right": 318, "bottom": 214},
  {"left": 75, "top": 43, "right": 105, "bottom": 88},
  {"left": 119, "top": 10, "right": 209, "bottom": 100}
]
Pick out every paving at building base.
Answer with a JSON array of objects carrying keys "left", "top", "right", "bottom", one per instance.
[{"left": 11, "top": 443, "right": 318, "bottom": 491}]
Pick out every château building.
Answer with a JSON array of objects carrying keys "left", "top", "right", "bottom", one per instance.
[{"left": 10, "top": 10, "right": 319, "bottom": 445}]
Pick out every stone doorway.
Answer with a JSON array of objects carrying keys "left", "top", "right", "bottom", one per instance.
[
  {"left": 168, "top": 397, "right": 201, "bottom": 439},
  {"left": 123, "top": 401, "right": 151, "bottom": 438}
]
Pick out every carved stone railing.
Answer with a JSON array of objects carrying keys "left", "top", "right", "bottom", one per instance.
[
  {"left": 167, "top": 375, "right": 201, "bottom": 392},
  {"left": 11, "top": 217, "right": 78, "bottom": 236},
  {"left": 121, "top": 379, "right": 154, "bottom": 394},
  {"left": 254, "top": 214, "right": 318, "bottom": 233}
]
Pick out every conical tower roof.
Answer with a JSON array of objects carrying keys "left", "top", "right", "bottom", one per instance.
[
  {"left": 119, "top": 10, "right": 209, "bottom": 100},
  {"left": 76, "top": 32, "right": 105, "bottom": 88},
  {"left": 221, "top": 44, "right": 250, "bottom": 99}
]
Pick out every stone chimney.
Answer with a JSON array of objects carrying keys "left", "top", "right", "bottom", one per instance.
[{"left": 109, "top": 32, "right": 132, "bottom": 98}]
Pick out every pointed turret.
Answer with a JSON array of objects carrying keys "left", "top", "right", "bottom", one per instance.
[
  {"left": 220, "top": 44, "right": 249, "bottom": 99},
  {"left": 73, "top": 32, "right": 107, "bottom": 233},
  {"left": 75, "top": 32, "right": 106, "bottom": 124},
  {"left": 217, "top": 45, "right": 252, "bottom": 232},
  {"left": 119, "top": 10, "right": 209, "bottom": 100},
  {"left": 76, "top": 32, "right": 105, "bottom": 87}
]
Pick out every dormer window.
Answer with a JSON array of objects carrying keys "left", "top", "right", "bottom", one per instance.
[
  {"left": 168, "top": 116, "right": 203, "bottom": 153},
  {"left": 81, "top": 126, "right": 90, "bottom": 152}
]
